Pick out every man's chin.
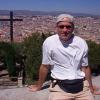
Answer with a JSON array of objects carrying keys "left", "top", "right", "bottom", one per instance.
[{"left": 60, "top": 37, "right": 68, "bottom": 42}]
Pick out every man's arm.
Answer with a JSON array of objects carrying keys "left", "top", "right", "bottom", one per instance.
[
  {"left": 81, "top": 66, "right": 94, "bottom": 93},
  {"left": 38, "top": 64, "right": 50, "bottom": 88},
  {"left": 28, "top": 64, "right": 49, "bottom": 92}
]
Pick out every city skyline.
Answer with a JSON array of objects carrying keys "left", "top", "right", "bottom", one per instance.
[{"left": 0, "top": 0, "right": 100, "bottom": 15}]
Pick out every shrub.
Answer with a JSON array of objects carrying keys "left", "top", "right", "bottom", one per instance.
[{"left": 22, "top": 33, "right": 45, "bottom": 83}]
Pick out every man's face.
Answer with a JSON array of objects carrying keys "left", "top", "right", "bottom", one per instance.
[{"left": 57, "top": 21, "right": 74, "bottom": 41}]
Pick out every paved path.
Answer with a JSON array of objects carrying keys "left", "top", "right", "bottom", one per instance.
[
  {"left": 92, "top": 76, "right": 100, "bottom": 100},
  {"left": 0, "top": 87, "right": 49, "bottom": 100},
  {"left": 0, "top": 76, "right": 100, "bottom": 100}
]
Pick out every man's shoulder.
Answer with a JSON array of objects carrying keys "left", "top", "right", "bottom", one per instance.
[
  {"left": 45, "top": 34, "right": 58, "bottom": 41},
  {"left": 43, "top": 34, "right": 58, "bottom": 46},
  {"left": 74, "top": 35, "right": 88, "bottom": 48},
  {"left": 74, "top": 35, "right": 86, "bottom": 43}
]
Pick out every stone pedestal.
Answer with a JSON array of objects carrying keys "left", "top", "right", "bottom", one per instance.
[{"left": 18, "top": 77, "right": 23, "bottom": 87}]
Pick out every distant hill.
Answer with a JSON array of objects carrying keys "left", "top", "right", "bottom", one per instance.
[{"left": 0, "top": 10, "right": 100, "bottom": 17}]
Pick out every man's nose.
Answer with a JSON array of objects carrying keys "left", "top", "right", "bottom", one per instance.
[{"left": 62, "top": 27, "right": 68, "bottom": 32}]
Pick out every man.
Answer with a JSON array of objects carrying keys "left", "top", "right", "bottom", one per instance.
[{"left": 29, "top": 14, "right": 94, "bottom": 100}]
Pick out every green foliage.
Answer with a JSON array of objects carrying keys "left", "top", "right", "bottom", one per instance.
[
  {"left": 0, "top": 42, "right": 16, "bottom": 76},
  {"left": 0, "top": 33, "right": 49, "bottom": 83},
  {"left": 22, "top": 33, "right": 45, "bottom": 83},
  {"left": 0, "top": 42, "right": 25, "bottom": 77},
  {"left": 87, "top": 40, "right": 100, "bottom": 74},
  {"left": 87, "top": 41, "right": 100, "bottom": 65}
]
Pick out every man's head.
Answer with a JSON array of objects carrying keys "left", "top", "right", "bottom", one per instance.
[{"left": 56, "top": 14, "right": 74, "bottom": 42}]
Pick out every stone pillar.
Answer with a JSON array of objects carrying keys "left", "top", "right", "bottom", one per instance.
[{"left": 18, "top": 77, "right": 23, "bottom": 87}]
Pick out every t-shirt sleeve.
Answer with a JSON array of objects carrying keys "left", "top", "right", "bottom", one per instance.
[
  {"left": 81, "top": 41, "right": 88, "bottom": 67},
  {"left": 42, "top": 41, "right": 52, "bottom": 65}
]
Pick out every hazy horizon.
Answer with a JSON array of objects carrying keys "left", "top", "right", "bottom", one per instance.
[{"left": 0, "top": 0, "right": 100, "bottom": 15}]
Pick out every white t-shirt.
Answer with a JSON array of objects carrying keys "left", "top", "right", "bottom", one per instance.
[{"left": 42, "top": 34, "right": 88, "bottom": 80}]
